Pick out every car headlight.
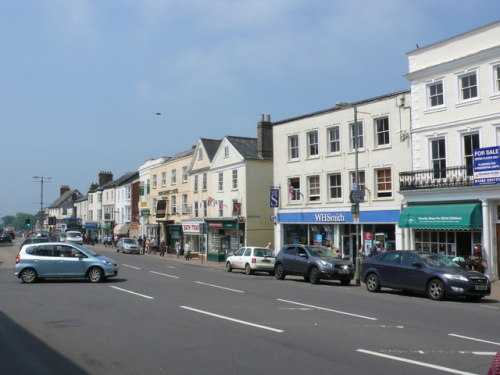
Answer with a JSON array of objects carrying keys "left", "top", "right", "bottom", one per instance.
[
  {"left": 101, "top": 260, "right": 114, "bottom": 266},
  {"left": 444, "top": 273, "right": 468, "bottom": 282},
  {"left": 320, "top": 260, "right": 332, "bottom": 267},
  {"left": 342, "top": 264, "right": 349, "bottom": 270}
]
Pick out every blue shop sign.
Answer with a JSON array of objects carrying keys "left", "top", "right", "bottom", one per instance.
[
  {"left": 277, "top": 210, "right": 400, "bottom": 224},
  {"left": 85, "top": 222, "right": 100, "bottom": 229},
  {"left": 473, "top": 146, "right": 500, "bottom": 185}
]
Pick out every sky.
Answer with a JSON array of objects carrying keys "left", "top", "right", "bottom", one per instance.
[{"left": 1, "top": 0, "right": 499, "bottom": 218}]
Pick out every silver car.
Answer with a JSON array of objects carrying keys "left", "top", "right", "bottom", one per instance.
[
  {"left": 226, "top": 246, "right": 275, "bottom": 275},
  {"left": 116, "top": 238, "right": 141, "bottom": 254},
  {"left": 14, "top": 242, "right": 119, "bottom": 283},
  {"left": 64, "top": 231, "right": 83, "bottom": 245}
]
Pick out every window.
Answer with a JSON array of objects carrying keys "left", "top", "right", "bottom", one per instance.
[
  {"left": 307, "top": 175, "right": 320, "bottom": 202},
  {"left": 495, "top": 65, "right": 500, "bottom": 94},
  {"left": 459, "top": 71, "right": 478, "bottom": 101},
  {"left": 194, "top": 201, "right": 199, "bottom": 217},
  {"left": 328, "top": 126, "right": 340, "bottom": 153},
  {"left": 218, "top": 172, "right": 224, "bottom": 191},
  {"left": 152, "top": 198, "right": 157, "bottom": 215},
  {"left": 97, "top": 193, "right": 102, "bottom": 203},
  {"left": 194, "top": 175, "right": 199, "bottom": 192},
  {"left": 218, "top": 200, "right": 224, "bottom": 217},
  {"left": 288, "top": 135, "right": 299, "bottom": 160},
  {"left": 161, "top": 172, "right": 166, "bottom": 187},
  {"left": 349, "top": 171, "right": 366, "bottom": 191},
  {"left": 288, "top": 177, "right": 300, "bottom": 202},
  {"left": 232, "top": 169, "right": 238, "bottom": 189},
  {"left": 202, "top": 173, "right": 207, "bottom": 191},
  {"left": 328, "top": 173, "right": 342, "bottom": 199},
  {"left": 307, "top": 130, "right": 319, "bottom": 157},
  {"left": 198, "top": 149, "right": 203, "bottom": 160},
  {"left": 182, "top": 166, "right": 188, "bottom": 183},
  {"left": 375, "top": 117, "right": 390, "bottom": 147},
  {"left": 431, "top": 138, "right": 446, "bottom": 178},
  {"left": 171, "top": 196, "right": 177, "bottom": 215},
  {"left": 224, "top": 146, "right": 229, "bottom": 158},
  {"left": 152, "top": 174, "right": 157, "bottom": 188},
  {"left": 375, "top": 168, "right": 392, "bottom": 198},
  {"left": 428, "top": 81, "right": 444, "bottom": 107},
  {"left": 350, "top": 122, "right": 364, "bottom": 150},
  {"left": 182, "top": 194, "right": 188, "bottom": 214},
  {"left": 202, "top": 200, "right": 207, "bottom": 217},
  {"left": 463, "top": 133, "right": 480, "bottom": 176},
  {"left": 171, "top": 169, "right": 177, "bottom": 185},
  {"left": 126, "top": 186, "right": 131, "bottom": 199}
]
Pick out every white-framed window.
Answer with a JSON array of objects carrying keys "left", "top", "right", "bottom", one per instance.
[
  {"left": 182, "top": 166, "right": 188, "bottom": 183},
  {"left": 375, "top": 117, "right": 390, "bottom": 147},
  {"left": 152, "top": 174, "right": 157, "bottom": 189},
  {"left": 171, "top": 196, "right": 177, "bottom": 215},
  {"left": 458, "top": 71, "right": 478, "bottom": 101},
  {"left": 194, "top": 175, "right": 199, "bottom": 192},
  {"left": 126, "top": 186, "right": 131, "bottom": 199},
  {"left": 375, "top": 168, "right": 392, "bottom": 198},
  {"left": 307, "top": 175, "right": 320, "bottom": 202},
  {"left": 427, "top": 80, "right": 444, "bottom": 107},
  {"left": 161, "top": 172, "right": 166, "bottom": 187},
  {"left": 463, "top": 132, "right": 480, "bottom": 176},
  {"left": 307, "top": 130, "right": 319, "bottom": 157},
  {"left": 349, "top": 170, "right": 366, "bottom": 191},
  {"left": 328, "top": 126, "right": 340, "bottom": 153},
  {"left": 202, "top": 173, "right": 207, "bottom": 191},
  {"left": 350, "top": 122, "right": 364, "bottom": 150},
  {"left": 430, "top": 138, "right": 446, "bottom": 178},
  {"left": 288, "top": 134, "right": 299, "bottom": 160},
  {"left": 492, "top": 63, "right": 500, "bottom": 95},
  {"left": 218, "top": 172, "right": 223, "bottom": 191},
  {"left": 97, "top": 193, "right": 102, "bottom": 203},
  {"left": 171, "top": 169, "right": 177, "bottom": 185},
  {"left": 232, "top": 169, "right": 238, "bottom": 189},
  {"left": 182, "top": 194, "right": 188, "bottom": 214},
  {"left": 224, "top": 146, "right": 229, "bottom": 158},
  {"left": 218, "top": 200, "right": 224, "bottom": 217},
  {"left": 194, "top": 201, "right": 199, "bottom": 217},
  {"left": 328, "top": 173, "right": 342, "bottom": 199},
  {"left": 288, "top": 177, "right": 300, "bottom": 202},
  {"left": 202, "top": 200, "right": 207, "bottom": 217},
  {"left": 198, "top": 148, "right": 203, "bottom": 160}
]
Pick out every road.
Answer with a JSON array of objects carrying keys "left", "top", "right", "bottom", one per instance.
[{"left": 1, "top": 239, "right": 499, "bottom": 375}]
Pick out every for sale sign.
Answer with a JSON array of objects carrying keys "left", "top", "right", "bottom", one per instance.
[{"left": 473, "top": 146, "right": 500, "bottom": 185}]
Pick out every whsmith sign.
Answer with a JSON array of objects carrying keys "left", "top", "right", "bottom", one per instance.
[{"left": 473, "top": 146, "right": 500, "bottom": 185}]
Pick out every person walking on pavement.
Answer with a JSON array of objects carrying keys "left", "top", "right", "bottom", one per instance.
[
  {"left": 175, "top": 240, "right": 181, "bottom": 258},
  {"left": 159, "top": 239, "right": 166, "bottom": 257},
  {"left": 141, "top": 235, "right": 146, "bottom": 254},
  {"left": 184, "top": 241, "right": 191, "bottom": 260}
]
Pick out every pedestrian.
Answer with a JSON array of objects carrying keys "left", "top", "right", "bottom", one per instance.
[
  {"left": 145, "top": 237, "right": 151, "bottom": 254},
  {"left": 266, "top": 242, "right": 272, "bottom": 249},
  {"left": 184, "top": 241, "right": 191, "bottom": 260},
  {"left": 159, "top": 239, "right": 166, "bottom": 257},
  {"left": 175, "top": 240, "right": 181, "bottom": 258},
  {"left": 152, "top": 237, "right": 158, "bottom": 255},
  {"left": 114, "top": 235, "right": 119, "bottom": 247}
]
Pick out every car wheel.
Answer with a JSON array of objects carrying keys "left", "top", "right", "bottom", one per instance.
[
  {"left": 20, "top": 268, "right": 37, "bottom": 283},
  {"left": 303, "top": 275, "right": 310, "bottom": 282},
  {"left": 226, "top": 262, "right": 232, "bottom": 272},
  {"left": 340, "top": 277, "right": 351, "bottom": 286},
  {"left": 88, "top": 267, "right": 104, "bottom": 283},
  {"left": 245, "top": 264, "right": 253, "bottom": 275},
  {"left": 427, "top": 279, "right": 445, "bottom": 301},
  {"left": 274, "top": 264, "right": 286, "bottom": 280},
  {"left": 309, "top": 267, "right": 320, "bottom": 284},
  {"left": 365, "top": 273, "right": 381, "bottom": 292}
]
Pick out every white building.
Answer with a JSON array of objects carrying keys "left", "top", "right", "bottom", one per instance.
[
  {"left": 273, "top": 91, "right": 411, "bottom": 260},
  {"left": 401, "top": 21, "right": 500, "bottom": 280}
]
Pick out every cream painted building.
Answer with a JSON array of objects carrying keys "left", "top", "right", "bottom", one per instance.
[{"left": 273, "top": 91, "right": 412, "bottom": 259}]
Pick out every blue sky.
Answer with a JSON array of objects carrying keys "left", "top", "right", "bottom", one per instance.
[{"left": 1, "top": 0, "right": 499, "bottom": 217}]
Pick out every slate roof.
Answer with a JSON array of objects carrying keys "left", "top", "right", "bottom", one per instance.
[
  {"left": 200, "top": 138, "right": 222, "bottom": 162},
  {"left": 99, "top": 171, "right": 139, "bottom": 190},
  {"left": 226, "top": 136, "right": 272, "bottom": 161},
  {"left": 48, "top": 189, "right": 82, "bottom": 209}
]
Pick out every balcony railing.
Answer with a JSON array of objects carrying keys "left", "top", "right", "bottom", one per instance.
[{"left": 399, "top": 165, "right": 474, "bottom": 191}]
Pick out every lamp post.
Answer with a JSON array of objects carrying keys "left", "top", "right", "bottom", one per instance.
[{"left": 33, "top": 176, "right": 52, "bottom": 230}]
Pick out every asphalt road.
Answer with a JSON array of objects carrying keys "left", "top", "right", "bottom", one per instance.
[{"left": 1, "top": 239, "right": 499, "bottom": 375}]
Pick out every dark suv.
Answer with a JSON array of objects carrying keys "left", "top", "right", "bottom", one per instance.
[{"left": 274, "top": 244, "right": 354, "bottom": 285}]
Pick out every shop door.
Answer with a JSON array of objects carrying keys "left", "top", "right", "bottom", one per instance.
[
  {"left": 220, "top": 235, "right": 231, "bottom": 254},
  {"left": 342, "top": 235, "right": 353, "bottom": 260}
]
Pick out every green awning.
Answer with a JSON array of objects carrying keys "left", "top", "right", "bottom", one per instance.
[{"left": 399, "top": 203, "right": 482, "bottom": 230}]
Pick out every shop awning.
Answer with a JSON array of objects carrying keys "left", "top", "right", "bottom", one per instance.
[
  {"left": 113, "top": 223, "right": 130, "bottom": 235},
  {"left": 398, "top": 203, "right": 482, "bottom": 230}
]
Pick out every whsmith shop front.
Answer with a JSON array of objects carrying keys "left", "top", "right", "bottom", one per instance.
[{"left": 275, "top": 207, "right": 401, "bottom": 260}]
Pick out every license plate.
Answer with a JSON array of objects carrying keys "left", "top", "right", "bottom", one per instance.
[
  {"left": 261, "top": 259, "right": 270, "bottom": 263},
  {"left": 340, "top": 269, "right": 350, "bottom": 274},
  {"left": 475, "top": 285, "right": 487, "bottom": 291}
]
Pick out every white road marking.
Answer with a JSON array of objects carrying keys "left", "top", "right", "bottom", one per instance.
[
  {"left": 357, "top": 349, "right": 478, "bottom": 375},
  {"left": 480, "top": 305, "right": 499, "bottom": 310},
  {"left": 122, "top": 264, "right": 141, "bottom": 270},
  {"left": 277, "top": 299, "right": 377, "bottom": 321},
  {"left": 110, "top": 286, "right": 154, "bottom": 300},
  {"left": 150, "top": 271, "right": 179, "bottom": 279},
  {"left": 180, "top": 306, "right": 283, "bottom": 333},
  {"left": 195, "top": 281, "right": 244, "bottom": 293},
  {"left": 363, "top": 324, "right": 404, "bottom": 329},
  {"left": 449, "top": 333, "right": 500, "bottom": 346},
  {"left": 167, "top": 266, "right": 176, "bottom": 269}
]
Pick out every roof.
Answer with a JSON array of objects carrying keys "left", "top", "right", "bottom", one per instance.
[
  {"left": 226, "top": 136, "right": 271, "bottom": 161},
  {"left": 48, "top": 189, "right": 82, "bottom": 209},
  {"left": 99, "top": 171, "right": 139, "bottom": 191},
  {"left": 200, "top": 138, "right": 222, "bottom": 162}
]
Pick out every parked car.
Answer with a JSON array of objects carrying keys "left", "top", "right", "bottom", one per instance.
[
  {"left": 1, "top": 233, "right": 13, "bottom": 243},
  {"left": 226, "top": 246, "right": 275, "bottom": 275},
  {"left": 361, "top": 250, "right": 491, "bottom": 301},
  {"left": 64, "top": 231, "right": 83, "bottom": 245},
  {"left": 116, "top": 238, "right": 141, "bottom": 254},
  {"left": 274, "top": 244, "right": 354, "bottom": 285},
  {"left": 14, "top": 242, "right": 118, "bottom": 283},
  {"left": 19, "top": 236, "right": 49, "bottom": 249}
]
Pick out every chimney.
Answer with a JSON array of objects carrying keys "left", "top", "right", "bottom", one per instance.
[
  {"left": 99, "top": 171, "right": 113, "bottom": 187},
  {"left": 60, "top": 185, "right": 70, "bottom": 196},
  {"left": 89, "top": 182, "right": 99, "bottom": 192},
  {"left": 257, "top": 114, "right": 273, "bottom": 159},
  {"left": 72, "top": 192, "right": 78, "bottom": 202}
]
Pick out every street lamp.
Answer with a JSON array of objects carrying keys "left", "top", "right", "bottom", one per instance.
[{"left": 33, "top": 176, "right": 52, "bottom": 229}]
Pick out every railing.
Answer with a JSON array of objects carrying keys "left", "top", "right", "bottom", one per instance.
[{"left": 399, "top": 165, "right": 474, "bottom": 191}]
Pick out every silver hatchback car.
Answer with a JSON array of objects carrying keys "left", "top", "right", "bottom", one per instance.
[
  {"left": 15, "top": 242, "right": 119, "bottom": 283},
  {"left": 116, "top": 238, "right": 141, "bottom": 254}
]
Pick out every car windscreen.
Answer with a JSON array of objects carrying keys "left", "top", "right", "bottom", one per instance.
[
  {"left": 124, "top": 239, "right": 137, "bottom": 244},
  {"left": 66, "top": 232, "right": 81, "bottom": 238},
  {"left": 306, "top": 246, "right": 336, "bottom": 258},
  {"left": 419, "top": 253, "right": 462, "bottom": 269}
]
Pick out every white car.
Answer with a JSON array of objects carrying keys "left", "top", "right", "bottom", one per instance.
[
  {"left": 64, "top": 231, "right": 83, "bottom": 245},
  {"left": 116, "top": 238, "right": 141, "bottom": 254},
  {"left": 226, "top": 246, "right": 275, "bottom": 275}
]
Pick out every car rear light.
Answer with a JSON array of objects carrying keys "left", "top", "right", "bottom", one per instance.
[
  {"left": 251, "top": 258, "right": 256, "bottom": 263},
  {"left": 15, "top": 254, "right": 20, "bottom": 264}
]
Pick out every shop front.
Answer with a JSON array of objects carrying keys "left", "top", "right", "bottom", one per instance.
[
  {"left": 85, "top": 222, "right": 99, "bottom": 243},
  {"left": 277, "top": 209, "right": 400, "bottom": 260},
  {"left": 113, "top": 223, "right": 130, "bottom": 239},
  {"left": 205, "top": 218, "right": 245, "bottom": 262},
  {"left": 182, "top": 220, "right": 206, "bottom": 258},
  {"left": 167, "top": 224, "right": 183, "bottom": 253}
]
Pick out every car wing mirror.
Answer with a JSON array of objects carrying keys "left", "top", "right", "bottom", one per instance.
[{"left": 299, "top": 253, "right": 308, "bottom": 258}]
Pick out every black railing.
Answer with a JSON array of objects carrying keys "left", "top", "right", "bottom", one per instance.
[{"left": 399, "top": 165, "right": 474, "bottom": 190}]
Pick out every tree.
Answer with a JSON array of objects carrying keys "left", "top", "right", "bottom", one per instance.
[
  {"left": 12, "top": 213, "right": 38, "bottom": 230},
  {"left": 1, "top": 215, "right": 15, "bottom": 227}
]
